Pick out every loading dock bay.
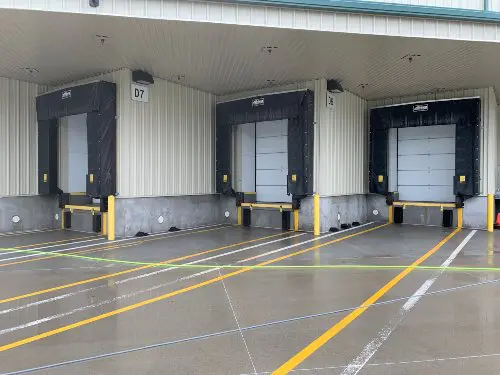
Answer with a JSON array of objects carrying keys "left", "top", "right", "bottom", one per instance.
[{"left": 2, "top": 3, "right": 500, "bottom": 374}]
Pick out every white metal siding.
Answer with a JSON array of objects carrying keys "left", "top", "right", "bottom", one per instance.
[
  {"left": 0, "top": 77, "right": 45, "bottom": 196},
  {"left": 316, "top": 79, "right": 368, "bottom": 196},
  {"left": 4, "top": 0, "right": 500, "bottom": 44},
  {"left": 61, "top": 68, "right": 215, "bottom": 197},
  {"left": 121, "top": 73, "right": 215, "bottom": 197},
  {"left": 363, "top": 0, "right": 483, "bottom": 9},
  {"left": 369, "top": 87, "right": 498, "bottom": 195}
]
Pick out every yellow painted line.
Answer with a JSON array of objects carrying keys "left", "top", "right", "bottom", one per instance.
[
  {"left": 0, "top": 224, "right": 387, "bottom": 352},
  {"left": 0, "top": 230, "right": 286, "bottom": 305},
  {"left": 13, "top": 235, "right": 99, "bottom": 249},
  {"left": 273, "top": 227, "right": 461, "bottom": 374}
]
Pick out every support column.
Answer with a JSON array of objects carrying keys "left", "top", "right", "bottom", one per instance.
[
  {"left": 313, "top": 194, "right": 320, "bottom": 236},
  {"left": 108, "top": 195, "right": 115, "bottom": 241}
]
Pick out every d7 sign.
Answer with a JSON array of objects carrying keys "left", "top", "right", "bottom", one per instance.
[{"left": 131, "top": 83, "right": 149, "bottom": 103}]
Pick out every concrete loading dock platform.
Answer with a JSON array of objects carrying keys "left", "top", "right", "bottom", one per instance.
[{"left": 0, "top": 224, "right": 500, "bottom": 374}]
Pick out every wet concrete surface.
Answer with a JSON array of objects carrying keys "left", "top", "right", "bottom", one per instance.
[{"left": 0, "top": 224, "right": 498, "bottom": 374}]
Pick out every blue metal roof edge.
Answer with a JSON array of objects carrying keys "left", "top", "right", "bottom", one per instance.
[{"left": 216, "top": 0, "right": 500, "bottom": 23}]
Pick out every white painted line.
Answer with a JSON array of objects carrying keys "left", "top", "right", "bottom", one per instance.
[
  {"left": 0, "top": 223, "right": 377, "bottom": 333},
  {"left": 0, "top": 233, "right": 305, "bottom": 333},
  {"left": 0, "top": 223, "right": 227, "bottom": 263},
  {"left": 340, "top": 230, "right": 478, "bottom": 375},
  {"left": 0, "top": 231, "right": 307, "bottom": 316},
  {"left": 110, "top": 233, "right": 306, "bottom": 282},
  {"left": 0, "top": 238, "right": 107, "bottom": 262}
]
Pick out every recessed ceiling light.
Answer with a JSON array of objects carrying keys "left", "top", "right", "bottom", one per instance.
[{"left": 22, "top": 67, "right": 39, "bottom": 74}]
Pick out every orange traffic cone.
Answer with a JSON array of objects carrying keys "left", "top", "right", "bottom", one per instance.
[{"left": 495, "top": 213, "right": 500, "bottom": 228}]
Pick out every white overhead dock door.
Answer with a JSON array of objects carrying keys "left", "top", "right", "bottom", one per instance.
[
  {"left": 256, "top": 119, "right": 291, "bottom": 203},
  {"left": 396, "top": 124, "right": 456, "bottom": 202}
]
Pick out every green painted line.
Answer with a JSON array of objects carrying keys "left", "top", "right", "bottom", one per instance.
[{"left": 0, "top": 247, "right": 499, "bottom": 272}]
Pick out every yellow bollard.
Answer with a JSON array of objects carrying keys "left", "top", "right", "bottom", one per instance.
[
  {"left": 487, "top": 194, "right": 494, "bottom": 233},
  {"left": 388, "top": 205, "right": 394, "bottom": 224},
  {"left": 237, "top": 206, "right": 242, "bottom": 226},
  {"left": 61, "top": 209, "right": 65, "bottom": 229},
  {"left": 457, "top": 207, "right": 463, "bottom": 229},
  {"left": 293, "top": 209, "right": 299, "bottom": 232},
  {"left": 108, "top": 195, "right": 115, "bottom": 241},
  {"left": 313, "top": 194, "right": 320, "bottom": 236}
]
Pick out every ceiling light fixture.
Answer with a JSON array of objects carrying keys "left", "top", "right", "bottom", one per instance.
[
  {"left": 261, "top": 46, "right": 278, "bottom": 55},
  {"left": 22, "top": 67, "right": 39, "bottom": 74},
  {"left": 95, "top": 34, "right": 110, "bottom": 46},
  {"left": 401, "top": 53, "right": 421, "bottom": 63},
  {"left": 132, "top": 70, "right": 155, "bottom": 85}
]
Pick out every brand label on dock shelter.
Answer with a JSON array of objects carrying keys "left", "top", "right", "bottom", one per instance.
[
  {"left": 252, "top": 98, "right": 264, "bottom": 107},
  {"left": 413, "top": 104, "right": 428, "bottom": 112}
]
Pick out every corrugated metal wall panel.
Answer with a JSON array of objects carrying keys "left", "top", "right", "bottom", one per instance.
[
  {"left": 0, "top": 77, "right": 46, "bottom": 196},
  {"left": 316, "top": 80, "right": 368, "bottom": 196},
  {"left": 363, "top": 0, "right": 483, "bottom": 10},
  {"left": 368, "top": 87, "right": 497, "bottom": 195},
  {"left": 119, "top": 72, "right": 215, "bottom": 197}
]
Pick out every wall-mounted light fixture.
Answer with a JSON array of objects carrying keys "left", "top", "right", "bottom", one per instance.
[
  {"left": 132, "top": 70, "right": 154, "bottom": 85},
  {"left": 327, "top": 79, "right": 344, "bottom": 93}
]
